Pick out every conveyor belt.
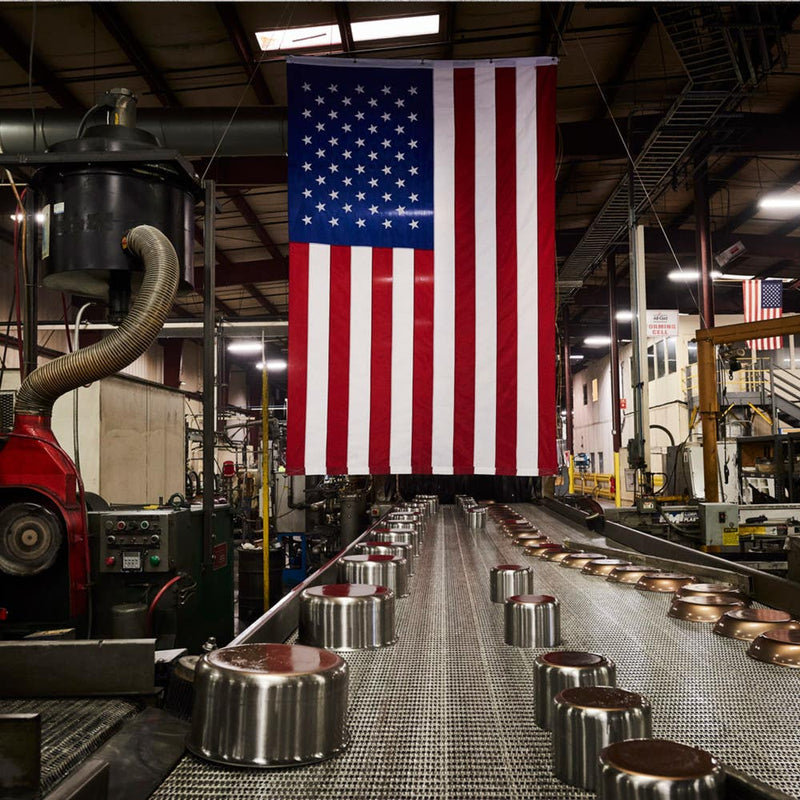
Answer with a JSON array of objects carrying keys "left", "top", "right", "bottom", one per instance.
[
  {"left": 152, "top": 504, "right": 800, "bottom": 799},
  {"left": 0, "top": 697, "right": 141, "bottom": 792}
]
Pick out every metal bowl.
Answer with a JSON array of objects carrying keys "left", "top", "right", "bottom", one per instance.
[
  {"left": 299, "top": 584, "right": 396, "bottom": 650},
  {"left": 523, "top": 542, "right": 558, "bottom": 557},
  {"left": 513, "top": 533, "right": 547, "bottom": 547},
  {"left": 607, "top": 565, "right": 661, "bottom": 584},
  {"left": 560, "top": 552, "right": 606, "bottom": 570},
  {"left": 542, "top": 548, "right": 576, "bottom": 562},
  {"left": 187, "top": 643, "right": 349, "bottom": 768},
  {"left": 597, "top": 738, "right": 724, "bottom": 799},
  {"left": 668, "top": 595, "right": 745, "bottom": 623},
  {"left": 581, "top": 558, "right": 632, "bottom": 577},
  {"left": 676, "top": 583, "right": 749, "bottom": 604},
  {"left": 635, "top": 573, "right": 697, "bottom": 593},
  {"left": 714, "top": 608, "right": 800, "bottom": 641},
  {"left": 747, "top": 628, "right": 800, "bottom": 667}
]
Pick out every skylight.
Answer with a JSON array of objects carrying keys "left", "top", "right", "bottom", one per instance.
[{"left": 255, "top": 14, "right": 440, "bottom": 52}]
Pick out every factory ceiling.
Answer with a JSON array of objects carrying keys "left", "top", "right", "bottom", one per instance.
[{"left": 2, "top": 2, "right": 800, "bottom": 368}]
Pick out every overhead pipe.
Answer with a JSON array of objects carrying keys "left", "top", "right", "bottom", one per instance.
[{"left": 0, "top": 108, "right": 288, "bottom": 157}]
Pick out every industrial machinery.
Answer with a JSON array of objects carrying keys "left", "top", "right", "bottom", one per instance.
[
  {"left": 0, "top": 88, "right": 204, "bottom": 640},
  {"left": 89, "top": 505, "right": 233, "bottom": 651}
]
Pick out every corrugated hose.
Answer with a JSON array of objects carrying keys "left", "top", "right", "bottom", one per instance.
[{"left": 14, "top": 224, "right": 179, "bottom": 417}]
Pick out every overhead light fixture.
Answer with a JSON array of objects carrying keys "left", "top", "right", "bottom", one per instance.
[
  {"left": 584, "top": 336, "right": 612, "bottom": 346},
  {"left": 351, "top": 14, "right": 439, "bottom": 42},
  {"left": 711, "top": 272, "right": 755, "bottom": 281},
  {"left": 569, "top": 354, "right": 584, "bottom": 361},
  {"left": 758, "top": 194, "right": 800, "bottom": 210},
  {"left": 257, "top": 359, "right": 288, "bottom": 372},
  {"left": 616, "top": 311, "right": 633, "bottom": 321},
  {"left": 668, "top": 269, "right": 699, "bottom": 282},
  {"left": 255, "top": 14, "right": 439, "bottom": 52},
  {"left": 227, "top": 341, "right": 263, "bottom": 354}
]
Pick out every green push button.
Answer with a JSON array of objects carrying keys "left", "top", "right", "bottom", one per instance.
[{"left": 149, "top": 555, "right": 161, "bottom": 567}]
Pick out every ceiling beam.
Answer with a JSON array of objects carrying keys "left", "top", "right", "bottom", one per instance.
[
  {"left": 216, "top": 2, "right": 274, "bottom": 106},
  {"left": 223, "top": 190, "right": 285, "bottom": 263},
  {"left": 335, "top": 3, "right": 355, "bottom": 53},
  {"left": 191, "top": 155, "right": 287, "bottom": 186},
  {"left": 194, "top": 256, "right": 288, "bottom": 289},
  {"left": 541, "top": 3, "right": 573, "bottom": 57},
  {"left": 91, "top": 3, "right": 181, "bottom": 108},
  {"left": 215, "top": 296, "right": 236, "bottom": 317},
  {"left": 0, "top": 14, "right": 84, "bottom": 111}
]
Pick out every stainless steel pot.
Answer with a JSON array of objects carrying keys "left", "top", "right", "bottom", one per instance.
[
  {"left": 489, "top": 564, "right": 533, "bottom": 603},
  {"left": 356, "top": 540, "right": 416, "bottom": 575},
  {"left": 187, "top": 643, "right": 349, "bottom": 768},
  {"left": 504, "top": 594, "right": 560, "bottom": 647},
  {"left": 298, "top": 584, "right": 396, "bottom": 650},
  {"left": 339, "top": 553, "right": 409, "bottom": 598}
]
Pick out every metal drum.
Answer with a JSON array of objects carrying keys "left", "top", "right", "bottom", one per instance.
[
  {"left": 552, "top": 686, "right": 652, "bottom": 791},
  {"left": 298, "top": 584, "right": 396, "bottom": 650},
  {"left": 467, "top": 507, "right": 487, "bottom": 530},
  {"left": 378, "top": 528, "right": 421, "bottom": 557},
  {"left": 534, "top": 651, "right": 616, "bottom": 730},
  {"left": 187, "top": 643, "right": 349, "bottom": 768},
  {"left": 597, "top": 739, "right": 724, "bottom": 799},
  {"left": 416, "top": 495, "right": 439, "bottom": 515},
  {"left": 356, "top": 540, "right": 416, "bottom": 576},
  {"left": 339, "top": 554, "right": 409, "bottom": 598},
  {"left": 386, "top": 520, "right": 425, "bottom": 545},
  {"left": 504, "top": 594, "right": 560, "bottom": 647},
  {"left": 489, "top": 564, "right": 533, "bottom": 603}
]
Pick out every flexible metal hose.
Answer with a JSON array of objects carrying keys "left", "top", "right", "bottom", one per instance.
[{"left": 15, "top": 225, "right": 179, "bottom": 417}]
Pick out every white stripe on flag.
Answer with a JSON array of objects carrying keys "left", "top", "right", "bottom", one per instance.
[
  {"left": 516, "top": 63, "right": 538, "bottom": 473},
  {"left": 347, "top": 246, "right": 373, "bottom": 473},
  {"left": 304, "top": 244, "right": 331, "bottom": 474},
  {"left": 473, "top": 63, "right": 498, "bottom": 474},
  {"left": 432, "top": 65, "right": 456, "bottom": 474},
  {"left": 390, "top": 248, "right": 415, "bottom": 472}
]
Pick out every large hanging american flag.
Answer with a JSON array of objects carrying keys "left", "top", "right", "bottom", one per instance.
[
  {"left": 285, "top": 55, "right": 558, "bottom": 476},
  {"left": 743, "top": 279, "right": 783, "bottom": 351}
]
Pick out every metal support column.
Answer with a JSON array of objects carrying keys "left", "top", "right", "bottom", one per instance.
[
  {"left": 261, "top": 335, "right": 271, "bottom": 610},
  {"left": 23, "top": 191, "right": 38, "bottom": 376},
  {"left": 202, "top": 180, "right": 216, "bottom": 569},
  {"left": 562, "top": 311, "right": 575, "bottom": 494},
  {"left": 608, "top": 253, "right": 622, "bottom": 507},
  {"left": 695, "top": 158, "right": 715, "bottom": 330},
  {"left": 629, "top": 219, "right": 651, "bottom": 492},
  {"left": 697, "top": 337, "right": 719, "bottom": 502}
]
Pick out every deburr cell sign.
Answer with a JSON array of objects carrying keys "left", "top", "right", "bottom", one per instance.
[{"left": 646, "top": 310, "right": 678, "bottom": 337}]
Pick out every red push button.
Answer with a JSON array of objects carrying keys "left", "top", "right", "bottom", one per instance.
[{"left": 105, "top": 556, "right": 116, "bottom": 567}]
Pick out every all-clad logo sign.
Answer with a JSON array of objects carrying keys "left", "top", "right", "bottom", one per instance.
[{"left": 646, "top": 310, "right": 678, "bottom": 338}]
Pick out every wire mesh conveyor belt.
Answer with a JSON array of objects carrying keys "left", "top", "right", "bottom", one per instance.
[
  {"left": 0, "top": 698, "right": 141, "bottom": 793},
  {"left": 152, "top": 504, "right": 800, "bottom": 800}
]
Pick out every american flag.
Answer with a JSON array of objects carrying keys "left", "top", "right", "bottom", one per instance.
[
  {"left": 743, "top": 279, "right": 783, "bottom": 351},
  {"left": 285, "top": 56, "right": 557, "bottom": 476}
]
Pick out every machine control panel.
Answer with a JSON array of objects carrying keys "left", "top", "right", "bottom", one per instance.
[{"left": 92, "top": 510, "right": 174, "bottom": 573}]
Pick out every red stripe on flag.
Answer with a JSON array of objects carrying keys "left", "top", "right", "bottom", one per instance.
[
  {"left": 287, "top": 242, "right": 309, "bottom": 474},
  {"left": 326, "top": 246, "right": 351, "bottom": 474},
  {"left": 369, "top": 248, "right": 393, "bottom": 474},
  {"left": 494, "top": 67, "right": 518, "bottom": 475},
  {"left": 453, "top": 67, "right": 476, "bottom": 473},
  {"left": 412, "top": 249, "right": 434, "bottom": 473},
  {"left": 536, "top": 65, "right": 558, "bottom": 474}
]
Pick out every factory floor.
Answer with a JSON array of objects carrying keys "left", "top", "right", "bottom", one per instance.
[{"left": 151, "top": 504, "right": 800, "bottom": 800}]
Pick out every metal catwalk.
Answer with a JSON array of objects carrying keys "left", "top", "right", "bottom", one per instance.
[{"left": 152, "top": 505, "right": 800, "bottom": 799}]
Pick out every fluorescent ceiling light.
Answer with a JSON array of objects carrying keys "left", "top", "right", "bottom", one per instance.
[
  {"left": 569, "top": 354, "right": 584, "bottom": 361},
  {"left": 228, "top": 341, "right": 263, "bottom": 354},
  {"left": 257, "top": 359, "right": 288, "bottom": 372},
  {"left": 668, "top": 269, "right": 699, "bottom": 282},
  {"left": 256, "top": 24, "right": 340, "bottom": 52},
  {"left": 584, "top": 336, "right": 612, "bottom": 346},
  {"left": 256, "top": 14, "right": 439, "bottom": 52},
  {"left": 616, "top": 311, "right": 633, "bottom": 321},
  {"left": 758, "top": 194, "right": 800, "bottom": 210},
  {"left": 711, "top": 272, "right": 755, "bottom": 281},
  {"left": 351, "top": 14, "right": 439, "bottom": 42}
]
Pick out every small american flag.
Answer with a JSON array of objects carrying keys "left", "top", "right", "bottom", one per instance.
[
  {"left": 743, "top": 279, "right": 783, "bottom": 351},
  {"left": 286, "top": 55, "right": 557, "bottom": 476}
]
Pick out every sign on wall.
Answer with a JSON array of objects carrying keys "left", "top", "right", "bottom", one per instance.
[{"left": 646, "top": 310, "right": 678, "bottom": 338}]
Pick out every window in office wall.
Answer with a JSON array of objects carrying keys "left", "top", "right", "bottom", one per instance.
[
  {"left": 656, "top": 339, "right": 667, "bottom": 378},
  {"left": 592, "top": 377, "right": 599, "bottom": 402},
  {"left": 667, "top": 337, "right": 677, "bottom": 374},
  {"left": 647, "top": 344, "right": 655, "bottom": 381}
]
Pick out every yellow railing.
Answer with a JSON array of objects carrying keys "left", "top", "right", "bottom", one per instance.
[{"left": 573, "top": 472, "right": 614, "bottom": 499}]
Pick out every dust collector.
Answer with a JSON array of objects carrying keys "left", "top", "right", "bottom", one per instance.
[{"left": 0, "top": 89, "right": 196, "bottom": 634}]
